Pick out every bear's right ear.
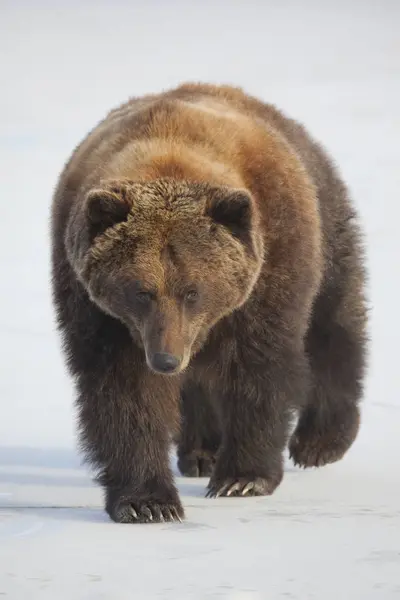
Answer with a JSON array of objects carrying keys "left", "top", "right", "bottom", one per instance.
[
  {"left": 85, "top": 188, "right": 131, "bottom": 241},
  {"left": 205, "top": 189, "right": 254, "bottom": 247}
]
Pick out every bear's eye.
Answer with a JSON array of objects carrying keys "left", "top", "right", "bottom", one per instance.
[
  {"left": 185, "top": 289, "right": 199, "bottom": 304},
  {"left": 135, "top": 291, "right": 154, "bottom": 304}
]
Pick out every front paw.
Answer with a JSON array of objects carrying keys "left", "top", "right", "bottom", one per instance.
[
  {"left": 206, "top": 476, "right": 276, "bottom": 498},
  {"left": 106, "top": 486, "right": 184, "bottom": 524},
  {"left": 111, "top": 499, "right": 183, "bottom": 523},
  {"left": 206, "top": 453, "right": 283, "bottom": 499}
]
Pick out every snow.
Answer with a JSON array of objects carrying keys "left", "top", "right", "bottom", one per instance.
[{"left": 1, "top": 0, "right": 399, "bottom": 598}]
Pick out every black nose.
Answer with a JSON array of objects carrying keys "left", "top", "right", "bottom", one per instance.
[{"left": 151, "top": 353, "right": 180, "bottom": 374}]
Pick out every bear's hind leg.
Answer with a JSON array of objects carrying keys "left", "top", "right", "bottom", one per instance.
[
  {"left": 289, "top": 288, "right": 368, "bottom": 468},
  {"left": 177, "top": 381, "right": 221, "bottom": 478}
]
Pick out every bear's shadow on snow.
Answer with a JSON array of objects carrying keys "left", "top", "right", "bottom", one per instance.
[
  {"left": 0, "top": 446, "right": 298, "bottom": 510},
  {"left": 0, "top": 446, "right": 300, "bottom": 525},
  {"left": 0, "top": 446, "right": 214, "bottom": 496}
]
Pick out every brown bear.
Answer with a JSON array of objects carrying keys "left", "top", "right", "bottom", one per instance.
[{"left": 51, "top": 82, "right": 368, "bottom": 523}]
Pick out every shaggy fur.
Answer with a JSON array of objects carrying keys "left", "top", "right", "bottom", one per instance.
[{"left": 51, "top": 82, "right": 368, "bottom": 523}]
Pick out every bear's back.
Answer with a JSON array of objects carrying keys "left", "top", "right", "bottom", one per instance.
[{"left": 56, "top": 83, "right": 299, "bottom": 206}]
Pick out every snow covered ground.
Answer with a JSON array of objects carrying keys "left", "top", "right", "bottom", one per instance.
[{"left": 1, "top": 1, "right": 399, "bottom": 598}]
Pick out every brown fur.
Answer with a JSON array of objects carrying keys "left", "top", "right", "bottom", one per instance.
[{"left": 51, "top": 82, "right": 368, "bottom": 523}]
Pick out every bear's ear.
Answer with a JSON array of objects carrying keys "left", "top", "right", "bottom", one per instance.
[
  {"left": 85, "top": 187, "right": 131, "bottom": 240},
  {"left": 206, "top": 189, "right": 254, "bottom": 246}
]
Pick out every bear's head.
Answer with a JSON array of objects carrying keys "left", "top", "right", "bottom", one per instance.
[{"left": 73, "top": 178, "right": 264, "bottom": 374}]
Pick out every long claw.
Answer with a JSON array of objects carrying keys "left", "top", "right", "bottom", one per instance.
[
  {"left": 242, "top": 482, "right": 254, "bottom": 496},
  {"left": 216, "top": 483, "right": 230, "bottom": 498},
  {"left": 141, "top": 506, "right": 153, "bottom": 521},
  {"left": 163, "top": 507, "right": 174, "bottom": 521},
  {"left": 226, "top": 481, "right": 241, "bottom": 496},
  {"left": 129, "top": 505, "right": 138, "bottom": 519},
  {"left": 172, "top": 507, "right": 182, "bottom": 523}
]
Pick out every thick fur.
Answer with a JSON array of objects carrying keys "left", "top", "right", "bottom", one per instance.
[{"left": 51, "top": 82, "right": 368, "bottom": 523}]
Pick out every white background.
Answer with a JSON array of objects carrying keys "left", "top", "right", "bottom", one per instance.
[{"left": 0, "top": 1, "right": 399, "bottom": 598}]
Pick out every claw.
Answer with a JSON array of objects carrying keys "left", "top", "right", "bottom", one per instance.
[
  {"left": 172, "top": 507, "right": 182, "bottom": 523},
  {"left": 226, "top": 481, "right": 241, "bottom": 496},
  {"left": 141, "top": 506, "right": 153, "bottom": 521},
  {"left": 241, "top": 482, "right": 254, "bottom": 496},
  {"left": 207, "top": 481, "right": 235, "bottom": 498},
  {"left": 216, "top": 483, "right": 230, "bottom": 498},
  {"left": 164, "top": 507, "right": 174, "bottom": 521},
  {"left": 129, "top": 505, "right": 138, "bottom": 519}
]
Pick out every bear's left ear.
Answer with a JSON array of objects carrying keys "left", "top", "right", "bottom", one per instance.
[
  {"left": 206, "top": 189, "right": 254, "bottom": 246},
  {"left": 85, "top": 187, "right": 131, "bottom": 241}
]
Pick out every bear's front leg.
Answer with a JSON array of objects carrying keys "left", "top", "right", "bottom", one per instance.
[
  {"left": 206, "top": 344, "right": 309, "bottom": 498},
  {"left": 77, "top": 364, "right": 183, "bottom": 523}
]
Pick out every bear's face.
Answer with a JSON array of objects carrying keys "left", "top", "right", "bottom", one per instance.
[{"left": 78, "top": 179, "right": 264, "bottom": 374}]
